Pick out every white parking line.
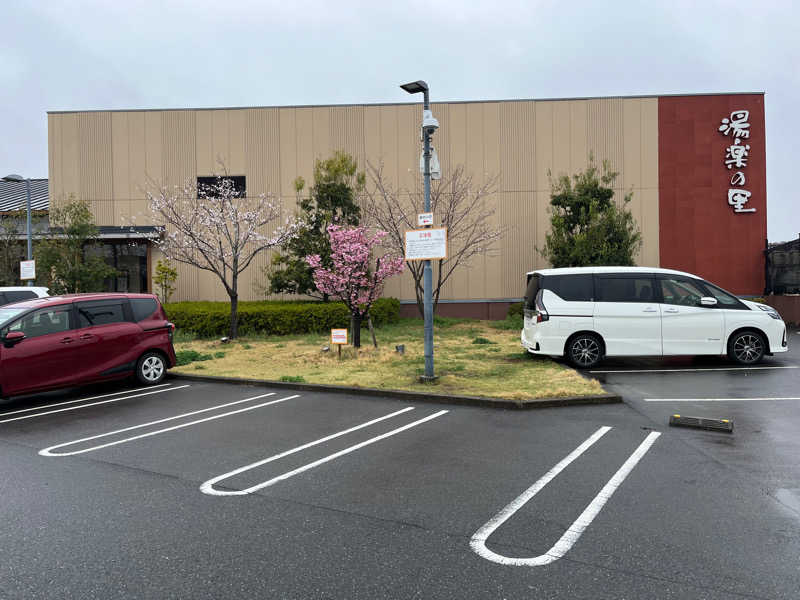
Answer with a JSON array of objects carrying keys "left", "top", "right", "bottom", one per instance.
[
  {"left": 39, "top": 393, "right": 298, "bottom": 457},
  {"left": 470, "top": 427, "right": 660, "bottom": 566},
  {"left": 0, "top": 384, "right": 172, "bottom": 418},
  {"left": 646, "top": 397, "right": 800, "bottom": 402},
  {"left": 590, "top": 366, "right": 798, "bottom": 374},
  {"left": 0, "top": 385, "right": 189, "bottom": 424},
  {"left": 201, "top": 409, "right": 448, "bottom": 496}
]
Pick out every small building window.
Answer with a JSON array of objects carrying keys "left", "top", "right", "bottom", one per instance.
[{"left": 197, "top": 175, "right": 246, "bottom": 198}]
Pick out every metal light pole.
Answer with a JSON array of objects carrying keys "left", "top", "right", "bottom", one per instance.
[
  {"left": 400, "top": 80, "right": 437, "bottom": 381},
  {"left": 2, "top": 174, "right": 33, "bottom": 286}
]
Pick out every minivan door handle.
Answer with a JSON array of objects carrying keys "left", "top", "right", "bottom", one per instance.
[
  {"left": 663, "top": 308, "right": 679, "bottom": 313},
  {"left": 60, "top": 337, "right": 74, "bottom": 344},
  {"left": 642, "top": 307, "right": 658, "bottom": 313},
  {"left": 79, "top": 333, "right": 93, "bottom": 340}
]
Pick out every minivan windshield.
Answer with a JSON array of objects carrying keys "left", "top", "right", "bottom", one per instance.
[{"left": 0, "top": 307, "right": 27, "bottom": 328}]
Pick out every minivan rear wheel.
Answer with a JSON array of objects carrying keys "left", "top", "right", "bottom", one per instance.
[
  {"left": 567, "top": 333, "right": 603, "bottom": 369},
  {"left": 728, "top": 331, "right": 765, "bottom": 365},
  {"left": 136, "top": 351, "right": 167, "bottom": 385}
]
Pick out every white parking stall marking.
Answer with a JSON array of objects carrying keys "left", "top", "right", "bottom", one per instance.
[
  {"left": 0, "top": 385, "right": 189, "bottom": 424},
  {"left": 589, "top": 366, "right": 797, "bottom": 374},
  {"left": 470, "top": 427, "right": 661, "bottom": 567},
  {"left": 39, "top": 393, "right": 298, "bottom": 457},
  {"left": 0, "top": 384, "right": 171, "bottom": 418},
  {"left": 202, "top": 409, "right": 448, "bottom": 496},
  {"left": 646, "top": 397, "right": 800, "bottom": 402}
]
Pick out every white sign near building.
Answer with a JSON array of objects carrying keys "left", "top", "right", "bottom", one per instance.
[
  {"left": 405, "top": 228, "right": 448, "bottom": 261},
  {"left": 20, "top": 260, "right": 35, "bottom": 281},
  {"left": 718, "top": 109, "right": 755, "bottom": 214},
  {"left": 417, "top": 212, "right": 434, "bottom": 226}
]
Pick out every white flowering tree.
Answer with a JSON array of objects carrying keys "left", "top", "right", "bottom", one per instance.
[{"left": 145, "top": 173, "right": 295, "bottom": 338}]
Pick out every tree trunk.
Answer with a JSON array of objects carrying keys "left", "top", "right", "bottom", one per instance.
[
  {"left": 352, "top": 312, "right": 362, "bottom": 348},
  {"left": 229, "top": 291, "right": 239, "bottom": 339},
  {"left": 367, "top": 314, "right": 377, "bottom": 348}
]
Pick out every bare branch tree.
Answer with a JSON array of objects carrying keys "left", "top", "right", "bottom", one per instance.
[
  {"left": 144, "top": 165, "right": 296, "bottom": 338},
  {"left": 362, "top": 162, "right": 506, "bottom": 316}
]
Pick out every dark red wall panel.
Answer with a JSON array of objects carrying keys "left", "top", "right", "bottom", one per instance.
[{"left": 658, "top": 94, "right": 766, "bottom": 295}]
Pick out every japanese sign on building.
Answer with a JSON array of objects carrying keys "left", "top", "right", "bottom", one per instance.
[
  {"left": 718, "top": 109, "right": 755, "bottom": 214},
  {"left": 404, "top": 228, "right": 448, "bottom": 261}
]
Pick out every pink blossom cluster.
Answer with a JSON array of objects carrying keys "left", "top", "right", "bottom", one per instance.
[{"left": 306, "top": 225, "right": 404, "bottom": 317}]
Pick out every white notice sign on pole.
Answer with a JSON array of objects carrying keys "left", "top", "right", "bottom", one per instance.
[
  {"left": 20, "top": 260, "right": 35, "bottom": 281},
  {"left": 417, "top": 212, "right": 433, "bottom": 226},
  {"left": 404, "top": 228, "right": 447, "bottom": 261}
]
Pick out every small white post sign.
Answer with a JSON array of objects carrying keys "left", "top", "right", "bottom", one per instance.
[
  {"left": 404, "top": 228, "right": 448, "bottom": 261},
  {"left": 331, "top": 328, "right": 348, "bottom": 358},
  {"left": 417, "top": 212, "right": 433, "bottom": 227},
  {"left": 20, "top": 260, "right": 35, "bottom": 281}
]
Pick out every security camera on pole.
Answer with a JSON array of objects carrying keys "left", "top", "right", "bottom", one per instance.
[{"left": 400, "top": 80, "right": 441, "bottom": 382}]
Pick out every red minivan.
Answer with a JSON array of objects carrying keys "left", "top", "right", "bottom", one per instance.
[{"left": 0, "top": 293, "right": 176, "bottom": 398}]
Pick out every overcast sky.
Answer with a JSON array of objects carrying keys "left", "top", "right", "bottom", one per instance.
[{"left": 2, "top": 0, "right": 797, "bottom": 241}]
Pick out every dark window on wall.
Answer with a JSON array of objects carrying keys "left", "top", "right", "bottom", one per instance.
[
  {"left": 197, "top": 176, "right": 246, "bottom": 198},
  {"left": 84, "top": 241, "right": 148, "bottom": 293}
]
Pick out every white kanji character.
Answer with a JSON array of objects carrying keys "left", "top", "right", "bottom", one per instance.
[
  {"left": 725, "top": 139, "right": 750, "bottom": 169},
  {"left": 727, "top": 189, "right": 756, "bottom": 213},
  {"left": 730, "top": 171, "right": 746, "bottom": 186},
  {"left": 718, "top": 110, "right": 750, "bottom": 138}
]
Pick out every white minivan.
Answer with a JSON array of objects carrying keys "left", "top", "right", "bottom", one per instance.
[{"left": 521, "top": 267, "right": 788, "bottom": 368}]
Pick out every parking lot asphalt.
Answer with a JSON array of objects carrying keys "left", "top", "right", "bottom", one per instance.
[{"left": 1, "top": 344, "right": 799, "bottom": 599}]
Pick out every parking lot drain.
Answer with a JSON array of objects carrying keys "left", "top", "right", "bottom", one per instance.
[{"left": 669, "top": 414, "right": 734, "bottom": 433}]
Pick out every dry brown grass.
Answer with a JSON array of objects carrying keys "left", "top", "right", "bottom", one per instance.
[{"left": 172, "top": 319, "right": 604, "bottom": 400}]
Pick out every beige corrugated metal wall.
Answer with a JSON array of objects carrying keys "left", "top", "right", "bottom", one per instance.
[{"left": 47, "top": 97, "right": 660, "bottom": 302}]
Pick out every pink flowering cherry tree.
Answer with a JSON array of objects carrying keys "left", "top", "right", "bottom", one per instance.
[
  {"left": 306, "top": 225, "right": 404, "bottom": 348},
  {"left": 145, "top": 172, "right": 296, "bottom": 338}
]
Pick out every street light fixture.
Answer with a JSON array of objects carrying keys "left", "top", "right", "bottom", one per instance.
[
  {"left": 2, "top": 173, "right": 34, "bottom": 286},
  {"left": 400, "top": 80, "right": 437, "bottom": 381}
]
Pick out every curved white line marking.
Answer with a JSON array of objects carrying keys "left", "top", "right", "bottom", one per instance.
[
  {"left": 470, "top": 428, "right": 660, "bottom": 566},
  {"left": 202, "top": 409, "right": 448, "bottom": 496},
  {"left": 1, "top": 385, "right": 188, "bottom": 424},
  {"left": 0, "top": 384, "right": 171, "bottom": 418},
  {"left": 39, "top": 392, "right": 298, "bottom": 457}
]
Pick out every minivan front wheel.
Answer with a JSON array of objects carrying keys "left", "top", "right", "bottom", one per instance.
[
  {"left": 567, "top": 333, "right": 603, "bottom": 369},
  {"left": 728, "top": 331, "right": 765, "bottom": 365},
  {"left": 136, "top": 352, "right": 167, "bottom": 385}
]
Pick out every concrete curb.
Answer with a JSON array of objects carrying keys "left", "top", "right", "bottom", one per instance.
[{"left": 169, "top": 373, "right": 622, "bottom": 410}]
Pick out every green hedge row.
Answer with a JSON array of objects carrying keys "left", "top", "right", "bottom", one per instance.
[{"left": 164, "top": 298, "right": 401, "bottom": 337}]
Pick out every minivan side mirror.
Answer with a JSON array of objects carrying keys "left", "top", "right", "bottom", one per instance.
[
  {"left": 3, "top": 331, "right": 26, "bottom": 348},
  {"left": 700, "top": 297, "right": 718, "bottom": 307}
]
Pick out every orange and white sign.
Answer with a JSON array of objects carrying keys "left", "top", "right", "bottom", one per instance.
[
  {"left": 330, "top": 328, "right": 348, "bottom": 345},
  {"left": 404, "top": 228, "right": 447, "bottom": 261}
]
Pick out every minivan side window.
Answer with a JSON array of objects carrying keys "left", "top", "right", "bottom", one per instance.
[
  {"left": 3, "top": 306, "right": 73, "bottom": 339},
  {"left": 545, "top": 274, "right": 594, "bottom": 301},
  {"left": 4, "top": 291, "right": 37, "bottom": 303},
  {"left": 659, "top": 277, "right": 707, "bottom": 306},
  {"left": 77, "top": 301, "right": 127, "bottom": 327},
  {"left": 701, "top": 281, "right": 748, "bottom": 309},
  {"left": 595, "top": 276, "right": 656, "bottom": 303},
  {"left": 130, "top": 298, "right": 158, "bottom": 322}
]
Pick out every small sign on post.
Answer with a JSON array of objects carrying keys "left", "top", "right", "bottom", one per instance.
[
  {"left": 331, "top": 328, "right": 348, "bottom": 359},
  {"left": 404, "top": 228, "right": 448, "bottom": 261},
  {"left": 417, "top": 212, "right": 433, "bottom": 227},
  {"left": 20, "top": 260, "right": 35, "bottom": 281}
]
